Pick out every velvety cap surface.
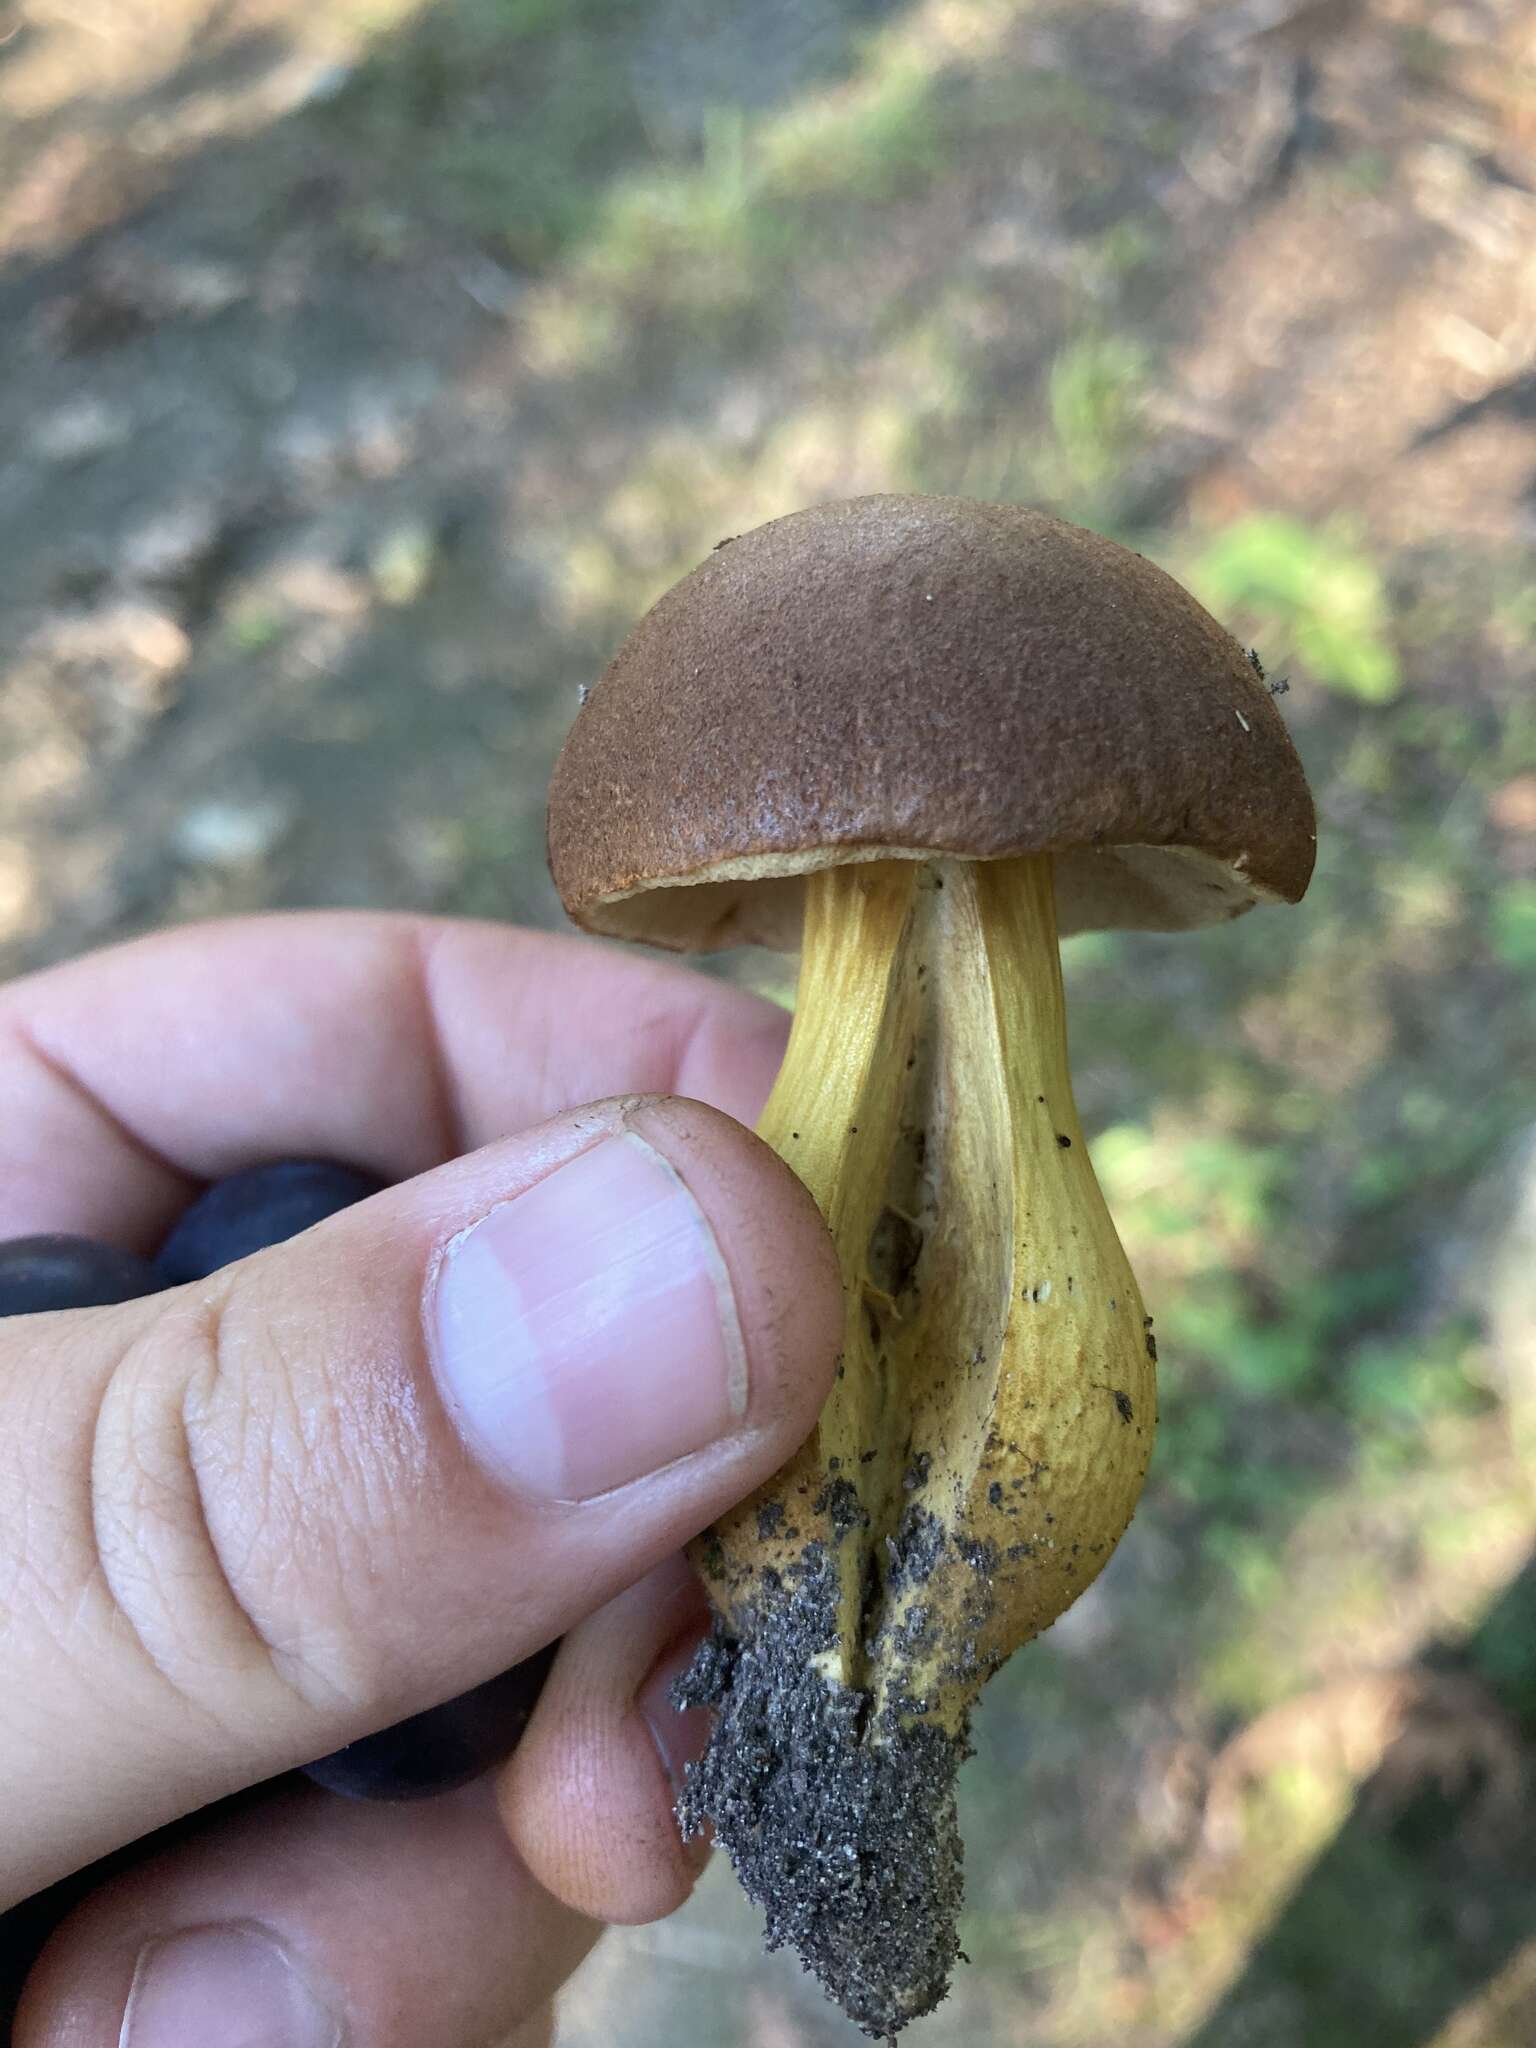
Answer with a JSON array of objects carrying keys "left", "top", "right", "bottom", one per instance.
[{"left": 547, "top": 496, "right": 1317, "bottom": 950}]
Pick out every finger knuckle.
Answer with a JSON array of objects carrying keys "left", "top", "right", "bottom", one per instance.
[{"left": 90, "top": 1279, "right": 391, "bottom": 1738}]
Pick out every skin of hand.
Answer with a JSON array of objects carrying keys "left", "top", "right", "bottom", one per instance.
[{"left": 0, "top": 914, "right": 842, "bottom": 2048}]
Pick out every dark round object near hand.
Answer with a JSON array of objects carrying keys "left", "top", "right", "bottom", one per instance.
[
  {"left": 302, "top": 1644, "right": 560, "bottom": 1802},
  {"left": 0, "top": 1235, "right": 162, "bottom": 1317},
  {"left": 155, "top": 1159, "right": 388, "bottom": 1283}
]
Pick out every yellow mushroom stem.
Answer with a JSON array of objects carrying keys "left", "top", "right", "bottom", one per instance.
[
  {"left": 701, "top": 851, "right": 1156, "bottom": 1733},
  {"left": 677, "top": 853, "right": 1157, "bottom": 2036}
]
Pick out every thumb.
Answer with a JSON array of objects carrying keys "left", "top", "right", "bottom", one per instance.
[{"left": 2, "top": 1096, "right": 840, "bottom": 1906}]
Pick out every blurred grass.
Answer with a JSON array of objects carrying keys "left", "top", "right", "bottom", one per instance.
[
  {"left": 328, "top": 0, "right": 650, "bottom": 263},
  {"left": 1188, "top": 516, "right": 1403, "bottom": 704}
]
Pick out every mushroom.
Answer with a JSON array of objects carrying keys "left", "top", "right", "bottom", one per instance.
[{"left": 546, "top": 495, "right": 1316, "bottom": 2037}]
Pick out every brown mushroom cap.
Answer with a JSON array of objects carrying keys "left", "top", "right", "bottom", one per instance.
[{"left": 547, "top": 495, "right": 1316, "bottom": 951}]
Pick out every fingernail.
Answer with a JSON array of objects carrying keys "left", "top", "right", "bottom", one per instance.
[
  {"left": 122, "top": 1924, "right": 339, "bottom": 2048},
  {"left": 638, "top": 1626, "right": 714, "bottom": 1808},
  {"left": 431, "top": 1131, "right": 749, "bottom": 1501}
]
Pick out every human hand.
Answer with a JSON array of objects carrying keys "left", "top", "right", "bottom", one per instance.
[{"left": 0, "top": 915, "right": 841, "bottom": 2045}]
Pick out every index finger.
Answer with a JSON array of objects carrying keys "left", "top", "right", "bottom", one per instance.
[{"left": 0, "top": 913, "right": 791, "bottom": 1246}]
